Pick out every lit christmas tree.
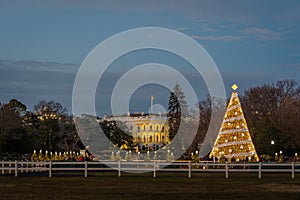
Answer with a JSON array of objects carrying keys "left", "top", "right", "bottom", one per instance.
[{"left": 210, "top": 84, "right": 259, "bottom": 162}]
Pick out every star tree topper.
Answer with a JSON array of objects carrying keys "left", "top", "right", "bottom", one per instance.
[{"left": 231, "top": 84, "right": 238, "bottom": 91}]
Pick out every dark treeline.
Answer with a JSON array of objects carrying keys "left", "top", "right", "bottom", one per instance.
[
  {"left": 1, "top": 80, "right": 300, "bottom": 157},
  {"left": 242, "top": 80, "right": 300, "bottom": 156},
  {"left": 0, "top": 99, "right": 81, "bottom": 154}
]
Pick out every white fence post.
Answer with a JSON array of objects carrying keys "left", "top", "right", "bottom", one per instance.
[
  {"left": 258, "top": 162, "right": 262, "bottom": 179},
  {"left": 1, "top": 161, "right": 4, "bottom": 174},
  {"left": 31, "top": 162, "right": 33, "bottom": 172},
  {"left": 84, "top": 161, "right": 88, "bottom": 177},
  {"left": 9, "top": 161, "right": 11, "bottom": 174},
  {"left": 292, "top": 162, "right": 295, "bottom": 179},
  {"left": 118, "top": 161, "right": 121, "bottom": 177},
  {"left": 14, "top": 160, "right": 18, "bottom": 177},
  {"left": 49, "top": 161, "right": 52, "bottom": 177},
  {"left": 225, "top": 162, "right": 229, "bottom": 178},
  {"left": 153, "top": 161, "right": 156, "bottom": 178},
  {"left": 188, "top": 161, "right": 191, "bottom": 178}
]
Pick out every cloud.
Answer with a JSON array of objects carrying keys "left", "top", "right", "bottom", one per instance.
[
  {"left": 172, "top": 27, "right": 187, "bottom": 32},
  {"left": 191, "top": 35, "right": 243, "bottom": 42},
  {"left": 0, "top": 59, "right": 78, "bottom": 111},
  {"left": 241, "top": 27, "right": 288, "bottom": 40},
  {"left": 0, "top": 59, "right": 78, "bottom": 73},
  {"left": 264, "top": 63, "right": 300, "bottom": 69},
  {"left": 2, "top": 0, "right": 297, "bottom": 24},
  {"left": 201, "top": 27, "right": 220, "bottom": 32}
]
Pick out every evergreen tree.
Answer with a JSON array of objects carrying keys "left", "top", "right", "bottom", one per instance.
[
  {"left": 168, "top": 83, "right": 188, "bottom": 141},
  {"left": 173, "top": 84, "right": 188, "bottom": 115}
]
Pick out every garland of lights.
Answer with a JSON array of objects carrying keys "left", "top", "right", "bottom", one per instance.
[
  {"left": 223, "top": 152, "right": 256, "bottom": 158},
  {"left": 219, "top": 128, "right": 248, "bottom": 135},
  {"left": 227, "top": 104, "right": 241, "bottom": 111},
  {"left": 223, "top": 116, "right": 244, "bottom": 122},
  {"left": 214, "top": 140, "right": 252, "bottom": 148},
  {"left": 231, "top": 92, "right": 238, "bottom": 98}
]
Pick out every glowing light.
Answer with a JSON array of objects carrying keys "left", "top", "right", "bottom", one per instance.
[
  {"left": 232, "top": 84, "right": 238, "bottom": 90},
  {"left": 271, "top": 140, "right": 275, "bottom": 145}
]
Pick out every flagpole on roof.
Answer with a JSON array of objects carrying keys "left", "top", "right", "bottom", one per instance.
[{"left": 150, "top": 95, "right": 154, "bottom": 114}]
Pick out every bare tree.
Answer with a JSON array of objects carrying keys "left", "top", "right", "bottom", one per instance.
[{"left": 242, "top": 80, "right": 300, "bottom": 155}]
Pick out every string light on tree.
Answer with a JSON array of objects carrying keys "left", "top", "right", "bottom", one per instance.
[{"left": 210, "top": 84, "right": 259, "bottom": 162}]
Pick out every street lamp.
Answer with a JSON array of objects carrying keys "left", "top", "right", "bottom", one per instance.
[{"left": 270, "top": 140, "right": 275, "bottom": 161}]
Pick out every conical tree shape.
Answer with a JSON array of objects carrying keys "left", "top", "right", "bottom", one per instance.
[{"left": 210, "top": 84, "right": 258, "bottom": 162}]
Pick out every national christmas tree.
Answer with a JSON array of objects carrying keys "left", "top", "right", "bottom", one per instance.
[{"left": 210, "top": 84, "right": 258, "bottom": 162}]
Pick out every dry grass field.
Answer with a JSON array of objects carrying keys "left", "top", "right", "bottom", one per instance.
[{"left": 0, "top": 172, "right": 299, "bottom": 199}]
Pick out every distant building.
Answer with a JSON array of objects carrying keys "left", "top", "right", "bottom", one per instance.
[{"left": 102, "top": 111, "right": 169, "bottom": 150}]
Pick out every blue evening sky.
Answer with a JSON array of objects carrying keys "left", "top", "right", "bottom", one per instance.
[{"left": 0, "top": 0, "right": 300, "bottom": 116}]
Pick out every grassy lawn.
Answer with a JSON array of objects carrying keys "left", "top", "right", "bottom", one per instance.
[{"left": 0, "top": 172, "right": 299, "bottom": 199}]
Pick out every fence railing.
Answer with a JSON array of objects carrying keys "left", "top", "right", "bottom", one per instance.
[{"left": 0, "top": 160, "right": 299, "bottom": 178}]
